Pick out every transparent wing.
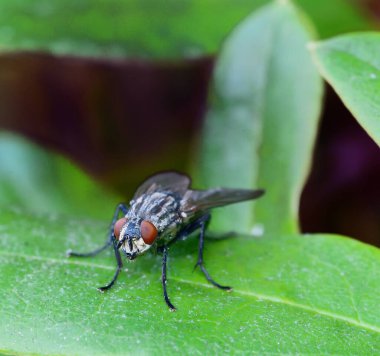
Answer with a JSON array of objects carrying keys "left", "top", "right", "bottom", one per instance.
[
  {"left": 180, "top": 188, "right": 265, "bottom": 213},
  {"left": 133, "top": 172, "right": 191, "bottom": 199}
]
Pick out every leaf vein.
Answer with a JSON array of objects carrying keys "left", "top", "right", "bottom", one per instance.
[
  {"left": 172, "top": 277, "right": 380, "bottom": 335},
  {"left": 305, "top": 252, "right": 362, "bottom": 323},
  {"left": 2, "top": 250, "right": 379, "bottom": 334}
]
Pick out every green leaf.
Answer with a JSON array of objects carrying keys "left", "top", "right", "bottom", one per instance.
[
  {"left": 0, "top": 207, "right": 379, "bottom": 354},
  {"left": 310, "top": 32, "right": 380, "bottom": 146},
  {"left": 0, "top": 0, "right": 373, "bottom": 58},
  {"left": 195, "top": 1, "right": 323, "bottom": 235},
  {"left": 0, "top": 132, "right": 121, "bottom": 219}
]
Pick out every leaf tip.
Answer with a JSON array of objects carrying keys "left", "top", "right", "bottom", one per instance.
[
  {"left": 276, "top": 0, "right": 291, "bottom": 6},
  {"left": 306, "top": 41, "right": 320, "bottom": 52}
]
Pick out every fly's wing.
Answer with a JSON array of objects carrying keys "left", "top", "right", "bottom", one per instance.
[
  {"left": 180, "top": 188, "right": 265, "bottom": 214},
  {"left": 133, "top": 172, "right": 191, "bottom": 199}
]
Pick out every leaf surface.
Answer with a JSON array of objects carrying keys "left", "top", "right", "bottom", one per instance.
[{"left": 0, "top": 208, "right": 379, "bottom": 354}]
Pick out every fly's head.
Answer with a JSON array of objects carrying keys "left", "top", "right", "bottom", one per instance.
[{"left": 114, "top": 217, "right": 158, "bottom": 260}]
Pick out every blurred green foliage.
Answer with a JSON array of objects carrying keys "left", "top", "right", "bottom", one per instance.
[
  {"left": 0, "top": 0, "right": 374, "bottom": 58},
  {"left": 196, "top": 1, "right": 323, "bottom": 235},
  {"left": 0, "top": 132, "right": 121, "bottom": 219}
]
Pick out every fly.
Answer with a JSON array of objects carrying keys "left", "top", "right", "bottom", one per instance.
[{"left": 67, "top": 172, "right": 265, "bottom": 311}]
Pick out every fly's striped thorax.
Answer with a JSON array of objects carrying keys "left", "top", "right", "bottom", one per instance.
[{"left": 129, "top": 191, "right": 183, "bottom": 240}]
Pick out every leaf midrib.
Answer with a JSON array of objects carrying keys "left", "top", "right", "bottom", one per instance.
[
  {"left": 1, "top": 250, "right": 379, "bottom": 334},
  {"left": 323, "top": 46, "right": 380, "bottom": 73}
]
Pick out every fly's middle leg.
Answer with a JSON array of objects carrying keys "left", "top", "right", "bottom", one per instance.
[{"left": 161, "top": 245, "right": 176, "bottom": 311}]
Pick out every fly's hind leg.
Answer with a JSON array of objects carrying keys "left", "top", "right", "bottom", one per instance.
[
  {"left": 157, "top": 214, "right": 231, "bottom": 311},
  {"left": 66, "top": 203, "right": 128, "bottom": 258},
  {"left": 194, "top": 216, "right": 232, "bottom": 291}
]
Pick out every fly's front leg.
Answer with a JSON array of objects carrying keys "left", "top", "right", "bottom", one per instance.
[
  {"left": 66, "top": 203, "right": 128, "bottom": 258},
  {"left": 161, "top": 246, "right": 176, "bottom": 311},
  {"left": 98, "top": 238, "right": 123, "bottom": 292},
  {"left": 67, "top": 203, "right": 128, "bottom": 292},
  {"left": 195, "top": 217, "right": 232, "bottom": 291}
]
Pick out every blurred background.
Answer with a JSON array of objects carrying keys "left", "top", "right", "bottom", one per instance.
[{"left": 0, "top": 0, "right": 379, "bottom": 245}]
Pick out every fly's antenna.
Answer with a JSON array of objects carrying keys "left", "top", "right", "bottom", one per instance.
[{"left": 127, "top": 236, "right": 133, "bottom": 251}]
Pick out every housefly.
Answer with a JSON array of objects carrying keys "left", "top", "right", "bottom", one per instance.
[{"left": 67, "top": 172, "right": 264, "bottom": 311}]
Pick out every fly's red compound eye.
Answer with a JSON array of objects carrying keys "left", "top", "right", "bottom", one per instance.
[
  {"left": 140, "top": 220, "right": 158, "bottom": 245},
  {"left": 114, "top": 218, "right": 127, "bottom": 239}
]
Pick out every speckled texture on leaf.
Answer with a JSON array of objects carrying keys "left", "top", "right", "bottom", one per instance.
[{"left": 0, "top": 208, "right": 379, "bottom": 354}]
